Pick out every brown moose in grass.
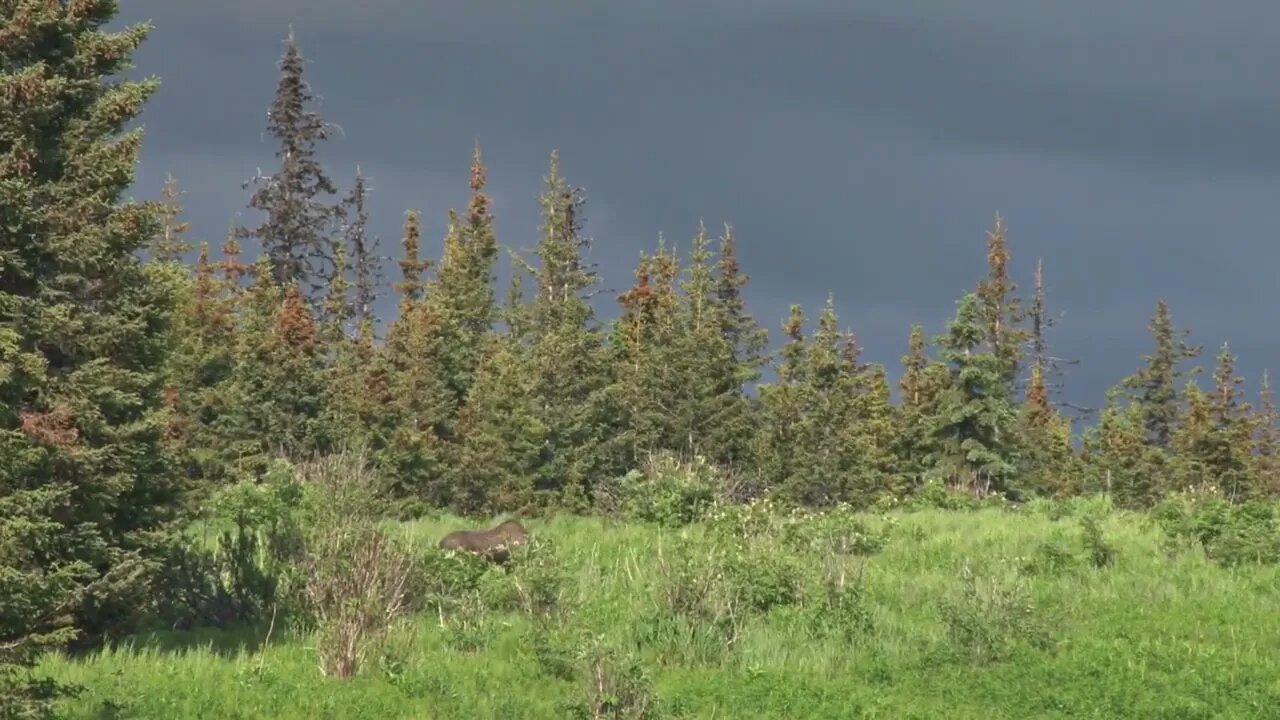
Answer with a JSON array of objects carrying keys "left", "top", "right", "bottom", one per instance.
[{"left": 438, "top": 519, "right": 530, "bottom": 564}]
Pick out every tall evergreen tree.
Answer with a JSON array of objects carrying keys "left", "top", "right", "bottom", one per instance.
[
  {"left": 151, "top": 174, "right": 193, "bottom": 264},
  {"left": 320, "top": 239, "right": 352, "bottom": 346},
  {"left": 893, "top": 324, "right": 949, "bottom": 483},
  {"left": 677, "top": 224, "right": 758, "bottom": 466},
  {"left": 1122, "top": 300, "right": 1201, "bottom": 450},
  {"left": 1025, "top": 258, "right": 1083, "bottom": 413},
  {"left": 339, "top": 167, "right": 381, "bottom": 335},
  {"left": 454, "top": 329, "right": 548, "bottom": 513},
  {"left": 163, "top": 242, "right": 238, "bottom": 486},
  {"left": 237, "top": 32, "right": 339, "bottom": 301},
  {"left": 715, "top": 224, "right": 769, "bottom": 385},
  {"left": 834, "top": 327, "right": 898, "bottom": 504},
  {"left": 608, "top": 241, "right": 683, "bottom": 465},
  {"left": 367, "top": 213, "right": 452, "bottom": 502},
  {"left": 1201, "top": 343, "right": 1254, "bottom": 499},
  {"left": 755, "top": 305, "right": 810, "bottom": 496},
  {"left": 376, "top": 299, "right": 454, "bottom": 503},
  {"left": 930, "top": 293, "right": 1019, "bottom": 495},
  {"left": 219, "top": 274, "right": 331, "bottom": 475},
  {"left": 522, "top": 152, "right": 613, "bottom": 507},
  {"left": 1251, "top": 370, "right": 1280, "bottom": 497},
  {"left": 1016, "top": 362, "right": 1080, "bottom": 497},
  {"left": 1081, "top": 387, "right": 1168, "bottom": 506},
  {"left": 393, "top": 210, "right": 430, "bottom": 314},
  {"left": 425, "top": 145, "right": 501, "bottom": 408},
  {"left": 1170, "top": 379, "right": 1214, "bottom": 494},
  {"left": 705, "top": 224, "right": 767, "bottom": 467},
  {"left": 1, "top": 2, "right": 185, "bottom": 708},
  {"left": 975, "top": 214, "right": 1028, "bottom": 395}
]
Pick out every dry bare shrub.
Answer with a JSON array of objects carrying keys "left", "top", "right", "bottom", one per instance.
[
  {"left": 296, "top": 450, "right": 417, "bottom": 679},
  {"left": 304, "top": 522, "right": 416, "bottom": 679}
]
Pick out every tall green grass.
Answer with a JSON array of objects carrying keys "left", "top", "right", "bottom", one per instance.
[{"left": 40, "top": 505, "right": 1280, "bottom": 719}]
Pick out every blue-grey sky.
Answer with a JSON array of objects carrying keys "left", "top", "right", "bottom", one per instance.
[{"left": 116, "top": 1, "right": 1280, "bottom": 416}]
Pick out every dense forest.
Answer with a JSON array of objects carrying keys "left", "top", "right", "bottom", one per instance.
[{"left": 5, "top": 4, "right": 1280, "bottom": 718}]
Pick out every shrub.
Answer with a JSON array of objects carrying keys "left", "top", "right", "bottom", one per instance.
[
  {"left": 563, "top": 639, "right": 664, "bottom": 720},
  {"left": 296, "top": 451, "right": 419, "bottom": 679},
  {"left": 638, "top": 538, "right": 746, "bottom": 666},
  {"left": 1152, "top": 490, "right": 1280, "bottom": 566},
  {"left": 803, "top": 558, "right": 875, "bottom": 641},
  {"left": 1079, "top": 514, "right": 1117, "bottom": 569},
  {"left": 937, "top": 562, "right": 1057, "bottom": 665},
  {"left": 1018, "top": 531, "right": 1078, "bottom": 577},
  {"left": 524, "top": 615, "right": 585, "bottom": 681},
  {"left": 507, "top": 536, "right": 574, "bottom": 618},
  {"left": 157, "top": 459, "right": 306, "bottom": 629},
  {"left": 595, "top": 452, "right": 719, "bottom": 527}
]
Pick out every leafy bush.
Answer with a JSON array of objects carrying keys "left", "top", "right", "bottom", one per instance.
[
  {"left": 507, "top": 535, "right": 574, "bottom": 618},
  {"left": 906, "top": 477, "right": 1010, "bottom": 512},
  {"left": 1079, "top": 514, "right": 1117, "bottom": 568},
  {"left": 637, "top": 538, "right": 746, "bottom": 666},
  {"left": 1153, "top": 490, "right": 1280, "bottom": 566},
  {"left": 157, "top": 459, "right": 306, "bottom": 629},
  {"left": 523, "top": 615, "right": 585, "bottom": 681},
  {"left": 937, "top": 562, "right": 1057, "bottom": 665},
  {"left": 803, "top": 558, "right": 875, "bottom": 641},
  {"left": 595, "top": 452, "right": 720, "bottom": 527},
  {"left": 562, "top": 639, "right": 665, "bottom": 720}
]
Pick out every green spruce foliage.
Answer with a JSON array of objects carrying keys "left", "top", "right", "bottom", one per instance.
[{"left": 1, "top": 1, "right": 185, "bottom": 711}]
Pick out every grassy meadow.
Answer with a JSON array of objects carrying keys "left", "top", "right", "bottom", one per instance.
[{"left": 39, "top": 500, "right": 1280, "bottom": 719}]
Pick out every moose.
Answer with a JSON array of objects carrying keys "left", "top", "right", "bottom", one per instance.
[{"left": 438, "top": 519, "right": 530, "bottom": 564}]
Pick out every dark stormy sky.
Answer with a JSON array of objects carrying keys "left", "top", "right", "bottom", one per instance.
[{"left": 114, "top": 1, "right": 1280, "bottom": 417}]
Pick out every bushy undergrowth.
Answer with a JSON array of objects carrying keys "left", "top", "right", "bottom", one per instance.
[
  {"left": 34, "top": 479, "right": 1280, "bottom": 719},
  {"left": 1153, "top": 487, "right": 1280, "bottom": 566}
]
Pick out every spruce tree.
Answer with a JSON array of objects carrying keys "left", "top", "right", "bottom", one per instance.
[
  {"left": 1170, "top": 379, "right": 1214, "bottom": 494},
  {"left": 893, "top": 324, "right": 949, "bottom": 483},
  {"left": 238, "top": 32, "right": 339, "bottom": 301},
  {"left": 219, "top": 273, "right": 332, "bottom": 475},
  {"left": 843, "top": 334, "right": 898, "bottom": 503},
  {"left": 1202, "top": 343, "right": 1254, "bottom": 499},
  {"left": 693, "top": 223, "right": 763, "bottom": 468},
  {"left": 1081, "top": 387, "right": 1168, "bottom": 506},
  {"left": 163, "top": 242, "right": 238, "bottom": 486},
  {"left": 151, "top": 174, "right": 193, "bottom": 264},
  {"left": 1, "top": 1, "right": 184, "bottom": 707},
  {"left": 1016, "top": 362, "right": 1080, "bottom": 497},
  {"left": 1025, "top": 258, "right": 1078, "bottom": 406},
  {"left": 369, "top": 216, "right": 453, "bottom": 503},
  {"left": 1122, "top": 300, "right": 1201, "bottom": 450},
  {"left": 376, "top": 300, "right": 453, "bottom": 503},
  {"left": 453, "top": 330, "right": 548, "bottom": 513},
  {"left": 930, "top": 293, "right": 1019, "bottom": 495},
  {"left": 759, "top": 298, "right": 891, "bottom": 506},
  {"left": 1251, "top": 371, "right": 1280, "bottom": 497},
  {"left": 523, "top": 152, "right": 613, "bottom": 507},
  {"left": 393, "top": 210, "right": 430, "bottom": 313},
  {"left": 974, "top": 214, "right": 1028, "bottom": 394},
  {"left": 782, "top": 297, "right": 855, "bottom": 506},
  {"left": 715, "top": 224, "right": 769, "bottom": 387},
  {"left": 320, "top": 239, "right": 352, "bottom": 346},
  {"left": 339, "top": 168, "right": 381, "bottom": 334},
  {"left": 755, "top": 305, "right": 809, "bottom": 496},
  {"left": 424, "top": 145, "right": 500, "bottom": 408},
  {"left": 608, "top": 241, "right": 683, "bottom": 465}
]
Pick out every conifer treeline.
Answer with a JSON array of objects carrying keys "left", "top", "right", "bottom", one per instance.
[{"left": 153, "top": 36, "right": 1280, "bottom": 513}]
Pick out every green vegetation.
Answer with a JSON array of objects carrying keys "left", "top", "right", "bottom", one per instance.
[
  {"left": 38, "top": 485, "right": 1280, "bottom": 718},
  {"left": 6, "top": 3, "right": 1280, "bottom": 718}
]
